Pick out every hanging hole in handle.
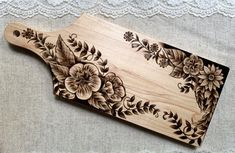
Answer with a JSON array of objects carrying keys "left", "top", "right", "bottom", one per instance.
[{"left": 13, "top": 30, "right": 20, "bottom": 37}]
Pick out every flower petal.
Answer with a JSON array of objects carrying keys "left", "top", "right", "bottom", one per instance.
[
  {"left": 219, "top": 80, "right": 224, "bottom": 85},
  {"left": 215, "top": 75, "right": 223, "bottom": 81},
  {"left": 191, "top": 68, "right": 199, "bottom": 75},
  {"left": 105, "top": 72, "right": 123, "bottom": 86},
  {"left": 213, "top": 85, "right": 216, "bottom": 90},
  {"left": 103, "top": 82, "right": 114, "bottom": 95},
  {"left": 200, "top": 70, "right": 205, "bottom": 75},
  {"left": 208, "top": 82, "right": 213, "bottom": 91},
  {"left": 215, "top": 69, "right": 222, "bottom": 75},
  {"left": 213, "top": 80, "right": 220, "bottom": 88},
  {"left": 183, "top": 66, "right": 189, "bottom": 74},
  {"left": 105, "top": 72, "right": 116, "bottom": 82},
  {"left": 65, "top": 77, "right": 78, "bottom": 93},
  {"left": 103, "top": 72, "right": 125, "bottom": 102},
  {"left": 213, "top": 90, "right": 219, "bottom": 98},
  {"left": 76, "top": 85, "right": 92, "bottom": 100},
  {"left": 183, "top": 57, "right": 190, "bottom": 65},
  {"left": 112, "top": 76, "right": 123, "bottom": 86},
  {"left": 114, "top": 86, "right": 125, "bottom": 98},
  {"left": 89, "top": 75, "right": 101, "bottom": 92},
  {"left": 204, "top": 66, "right": 210, "bottom": 74},
  {"left": 109, "top": 86, "right": 125, "bottom": 102},
  {"left": 84, "top": 64, "right": 99, "bottom": 76},
  {"left": 69, "top": 63, "right": 83, "bottom": 77},
  {"left": 201, "top": 79, "right": 208, "bottom": 86},
  {"left": 210, "top": 64, "right": 215, "bottom": 73},
  {"left": 198, "top": 74, "right": 207, "bottom": 79},
  {"left": 197, "top": 59, "right": 204, "bottom": 70}
]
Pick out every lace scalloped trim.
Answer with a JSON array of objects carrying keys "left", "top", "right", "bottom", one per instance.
[{"left": 1, "top": 0, "right": 235, "bottom": 18}]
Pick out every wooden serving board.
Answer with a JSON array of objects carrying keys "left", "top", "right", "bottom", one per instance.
[{"left": 4, "top": 14, "right": 229, "bottom": 147}]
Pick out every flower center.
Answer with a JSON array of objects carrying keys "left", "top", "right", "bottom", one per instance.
[
  {"left": 75, "top": 72, "right": 91, "bottom": 84},
  {"left": 208, "top": 74, "right": 215, "bottom": 81},
  {"left": 82, "top": 73, "right": 90, "bottom": 81}
]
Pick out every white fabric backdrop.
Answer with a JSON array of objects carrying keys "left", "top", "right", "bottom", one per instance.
[
  {"left": 1, "top": 0, "right": 235, "bottom": 18},
  {"left": 0, "top": 2, "right": 235, "bottom": 153}
]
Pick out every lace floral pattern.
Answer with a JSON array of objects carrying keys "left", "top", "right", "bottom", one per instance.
[{"left": 1, "top": 0, "right": 235, "bottom": 18}]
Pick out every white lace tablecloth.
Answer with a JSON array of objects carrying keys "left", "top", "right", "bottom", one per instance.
[
  {"left": 0, "top": 1, "right": 235, "bottom": 153},
  {"left": 1, "top": 0, "right": 235, "bottom": 18}
]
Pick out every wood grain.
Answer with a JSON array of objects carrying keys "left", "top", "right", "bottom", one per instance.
[{"left": 4, "top": 14, "right": 229, "bottom": 147}]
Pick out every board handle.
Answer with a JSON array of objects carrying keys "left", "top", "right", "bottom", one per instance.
[{"left": 4, "top": 22, "right": 48, "bottom": 63}]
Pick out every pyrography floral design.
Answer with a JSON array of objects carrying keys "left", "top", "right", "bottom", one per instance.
[
  {"left": 22, "top": 28, "right": 34, "bottom": 39},
  {"left": 102, "top": 72, "right": 125, "bottom": 102},
  {"left": 14, "top": 28, "right": 227, "bottom": 147},
  {"left": 16, "top": 28, "right": 160, "bottom": 122},
  {"left": 124, "top": 31, "right": 226, "bottom": 146},
  {"left": 123, "top": 31, "right": 134, "bottom": 42},
  {"left": 183, "top": 55, "right": 203, "bottom": 75},
  {"left": 65, "top": 63, "right": 101, "bottom": 100},
  {"left": 199, "top": 64, "right": 224, "bottom": 91}
]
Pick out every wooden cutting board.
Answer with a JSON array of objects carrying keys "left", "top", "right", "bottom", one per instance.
[{"left": 4, "top": 14, "right": 229, "bottom": 147}]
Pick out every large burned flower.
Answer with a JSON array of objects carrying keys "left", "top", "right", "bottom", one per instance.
[
  {"left": 198, "top": 64, "right": 224, "bottom": 91},
  {"left": 183, "top": 55, "right": 203, "bottom": 75},
  {"left": 101, "top": 72, "right": 125, "bottom": 102},
  {"left": 65, "top": 63, "right": 101, "bottom": 100}
]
